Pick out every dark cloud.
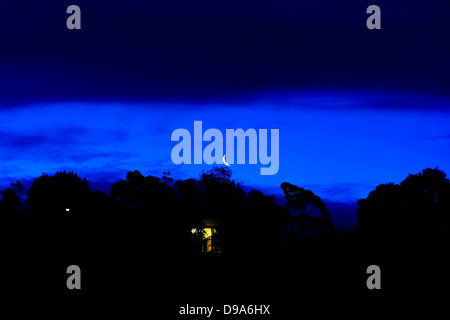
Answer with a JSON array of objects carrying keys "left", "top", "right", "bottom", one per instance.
[
  {"left": 0, "top": 0, "right": 449, "bottom": 106},
  {"left": 0, "top": 131, "right": 79, "bottom": 149},
  {"left": 58, "top": 151, "right": 133, "bottom": 163},
  {"left": 415, "top": 134, "right": 450, "bottom": 140},
  {"left": 1, "top": 1, "right": 449, "bottom": 218},
  {"left": 0, "top": 134, "right": 50, "bottom": 148}
]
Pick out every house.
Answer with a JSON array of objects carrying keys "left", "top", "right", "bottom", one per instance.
[{"left": 192, "top": 216, "right": 252, "bottom": 253}]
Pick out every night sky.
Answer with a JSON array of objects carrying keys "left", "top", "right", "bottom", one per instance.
[{"left": 1, "top": 1, "right": 449, "bottom": 226}]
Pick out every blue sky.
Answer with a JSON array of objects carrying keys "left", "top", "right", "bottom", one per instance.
[
  {"left": 1, "top": 1, "right": 449, "bottom": 226},
  {"left": 1, "top": 89, "right": 449, "bottom": 225}
]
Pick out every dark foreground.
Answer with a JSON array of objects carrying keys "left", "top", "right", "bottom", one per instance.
[{"left": 5, "top": 229, "right": 450, "bottom": 318}]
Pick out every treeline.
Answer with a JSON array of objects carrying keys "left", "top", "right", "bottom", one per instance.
[
  {"left": 357, "top": 168, "right": 450, "bottom": 238},
  {"left": 1, "top": 167, "right": 333, "bottom": 254},
  {"left": 2, "top": 167, "right": 450, "bottom": 254}
]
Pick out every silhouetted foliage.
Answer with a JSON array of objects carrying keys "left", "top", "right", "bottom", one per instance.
[
  {"left": 174, "top": 178, "right": 203, "bottom": 225},
  {"left": 5, "top": 167, "right": 450, "bottom": 300},
  {"left": 110, "top": 170, "right": 181, "bottom": 248},
  {"left": 281, "top": 182, "right": 334, "bottom": 237},
  {"left": 245, "top": 189, "right": 288, "bottom": 252},
  {"left": 27, "top": 171, "right": 91, "bottom": 218},
  {"left": 0, "top": 182, "right": 23, "bottom": 216},
  {"left": 357, "top": 168, "right": 450, "bottom": 237},
  {"left": 200, "top": 167, "right": 246, "bottom": 216},
  {"left": 4, "top": 167, "right": 337, "bottom": 254}
]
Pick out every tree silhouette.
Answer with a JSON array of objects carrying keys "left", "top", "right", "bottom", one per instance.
[
  {"left": 281, "top": 182, "right": 334, "bottom": 237},
  {"left": 357, "top": 168, "right": 450, "bottom": 237},
  {"left": 0, "top": 183, "right": 23, "bottom": 216},
  {"left": 11, "top": 181, "right": 24, "bottom": 197},
  {"left": 27, "top": 171, "right": 91, "bottom": 218},
  {"left": 5, "top": 167, "right": 342, "bottom": 253},
  {"left": 245, "top": 189, "right": 288, "bottom": 252},
  {"left": 110, "top": 170, "right": 188, "bottom": 249},
  {"left": 110, "top": 170, "right": 173, "bottom": 210},
  {"left": 175, "top": 178, "right": 204, "bottom": 226},
  {"left": 200, "top": 167, "right": 246, "bottom": 218},
  {"left": 357, "top": 183, "right": 402, "bottom": 234}
]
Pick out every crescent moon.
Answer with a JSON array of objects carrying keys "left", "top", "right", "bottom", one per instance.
[{"left": 223, "top": 155, "right": 231, "bottom": 166}]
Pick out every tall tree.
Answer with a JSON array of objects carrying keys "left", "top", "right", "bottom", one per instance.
[
  {"left": 281, "top": 182, "right": 334, "bottom": 237},
  {"left": 200, "top": 167, "right": 246, "bottom": 217},
  {"left": 0, "top": 183, "right": 23, "bottom": 216},
  {"left": 357, "top": 168, "right": 450, "bottom": 236},
  {"left": 27, "top": 171, "right": 91, "bottom": 217}
]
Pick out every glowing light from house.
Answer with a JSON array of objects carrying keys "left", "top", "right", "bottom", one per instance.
[
  {"left": 191, "top": 227, "right": 214, "bottom": 239},
  {"left": 203, "top": 228, "right": 212, "bottom": 239}
]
